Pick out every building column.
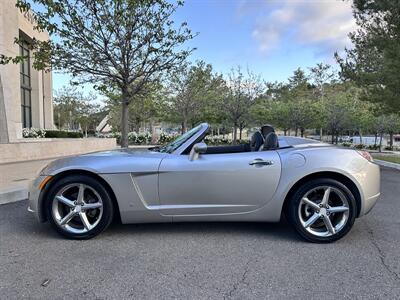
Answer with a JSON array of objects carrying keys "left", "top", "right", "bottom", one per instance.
[{"left": 0, "top": 75, "right": 10, "bottom": 143}]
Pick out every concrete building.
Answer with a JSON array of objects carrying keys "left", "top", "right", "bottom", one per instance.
[{"left": 0, "top": 0, "right": 53, "bottom": 143}]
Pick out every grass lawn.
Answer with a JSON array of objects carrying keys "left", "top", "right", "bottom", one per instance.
[{"left": 373, "top": 155, "right": 400, "bottom": 164}]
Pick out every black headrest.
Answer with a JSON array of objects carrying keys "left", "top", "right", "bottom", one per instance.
[
  {"left": 263, "top": 132, "right": 279, "bottom": 150},
  {"left": 250, "top": 131, "right": 264, "bottom": 151},
  {"left": 260, "top": 125, "right": 275, "bottom": 137}
]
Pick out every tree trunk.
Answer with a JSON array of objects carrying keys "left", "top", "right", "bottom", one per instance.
[
  {"left": 359, "top": 129, "right": 363, "bottom": 146},
  {"left": 300, "top": 128, "right": 304, "bottom": 137},
  {"left": 233, "top": 125, "right": 238, "bottom": 144},
  {"left": 284, "top": 129, "right": 287, "bottom": 136},
  {"left": 374, "top": 133, "right": 378, "bottom": 147},
  {"left": 239, "top": 127, "right": 243, "bottom": 140},
  {"left": 319, "top": 128, "right": 323, "bottom": 142},
  {"left": 85, "top": 125, "right": 88, "bottom": 138},
  {"left": 379, "top": 132, "right": 383, "bottom": 152},
  {"left": 134, "top": 117, "right": 140, "bottom": 133},
  {"left": 120, "top": 94, "right": 130, "bottom": 148},
  {"left": 181, "top": 118, "right": 187, "bottom": 134},
  {"left": 331, "top": 131, "right": 335, "bottom": 144},
  {"left": 295, "top": 127, "right": 298, "bottom": 137},
  {"left": 390, "top": 133, "right": 393, "bottom": 149}
]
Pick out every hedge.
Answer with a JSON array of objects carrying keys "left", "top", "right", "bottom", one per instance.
[
  {"left": 44, "top": 130, "right": 83, "bottom": 138},
  {"left": 22, "top": 128, "right": 83, "bottom": 138}
]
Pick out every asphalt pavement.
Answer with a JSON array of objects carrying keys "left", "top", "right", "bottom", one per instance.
[{"left": 1, "top": 167, "right": 399, "bottom": 299}]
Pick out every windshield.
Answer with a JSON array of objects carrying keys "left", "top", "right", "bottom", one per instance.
[{"left": 158, "top": 125, "right": 203, "bottom": 154}]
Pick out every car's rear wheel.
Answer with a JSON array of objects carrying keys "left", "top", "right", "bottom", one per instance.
[
  {"left": 45, "top": 175, "right": 114, "bottom": 239},
  {"left": 285, "top": 178, "right": 356, "bottom": 243}
]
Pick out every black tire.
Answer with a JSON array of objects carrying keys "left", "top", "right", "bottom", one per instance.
[
  {"left": 285, "top": 178, "right": 356, "bottom": 243},
  {"left": 45, "top": 175, "right": 114, "bottom": 239}
]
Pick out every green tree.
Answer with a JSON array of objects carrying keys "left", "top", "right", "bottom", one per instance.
[
  {"left": 288, "top": 100, "right": 319, "bottom": 137},
  {"left": 323, "top": 86, "right": 354, "bottom": 144},
  {"left": 163, "top": 61, "right": 224, "bottom": 133},
  {"left": 384, "top": 114, "right": 400, "bottom": 149},
  {"left": 53, "top": 86, "right": 101, "bottom": 136},
  {"left": 0, "top": 0, "right": 195, "bottom": 147},
  {"left": 249, "top": 82, "right": 291, "bottom": 133},
  {"left": 104, "top": 82, "right": 162, "bottom": 133},
  {"left": 76, "top": 102, "right": 102, "bottom": 137},
  {"left": 336, "top": 0, "right": 400, "bottom": 111},
  {"left": 222, "top": 67, "right": 263, "bottom": 143},
  {"left": 286, "top": 68, "right": 317, "bottom": 136},
  {"left": 309, "top": 63, "right": 337, "bottom": 139},
  {"left": 372, "top": 114, "right": 400, "bottom": 151}
]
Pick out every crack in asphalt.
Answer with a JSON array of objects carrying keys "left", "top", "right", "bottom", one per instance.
[
  {"left": 365, "top": 221, "right": 400, "bottom": 282},
  {"left": 223, "top": 258, "right": 252, "bottom": 299}
]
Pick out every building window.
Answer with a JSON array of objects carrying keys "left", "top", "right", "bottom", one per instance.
[{"left": 20, "top": 42, "right": 32, "bottom": 128}]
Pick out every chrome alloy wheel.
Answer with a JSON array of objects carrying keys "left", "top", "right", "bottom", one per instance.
[
  {"left": 51, "top": 183, "right": 103, "bottom": 234},
  {"left": 298, "top": 186, "right": 350, "bottom": 237}
]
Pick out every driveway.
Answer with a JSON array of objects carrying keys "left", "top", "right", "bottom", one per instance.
[{"left": 0, "top": 167, "right": 399, "bottom": 299}]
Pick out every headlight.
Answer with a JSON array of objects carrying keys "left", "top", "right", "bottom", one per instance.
[{"left": 356, "top": 150, "right": 373, "bottom": 162}]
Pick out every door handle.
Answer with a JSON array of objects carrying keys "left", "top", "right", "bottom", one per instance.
[{"left": 249, "top": 159, "right": 274, "bottom": 166}]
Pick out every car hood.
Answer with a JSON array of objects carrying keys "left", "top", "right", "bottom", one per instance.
[{"left": 41, "top": 148, "right": 168, "bottom": 176}]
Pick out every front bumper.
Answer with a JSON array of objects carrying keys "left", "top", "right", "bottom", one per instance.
[{"left": 28, "top": 175, "right": 48, "bottom": 222}]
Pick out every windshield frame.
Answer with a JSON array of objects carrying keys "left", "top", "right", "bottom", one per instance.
[{"left": 158, "top": 123, "right": 209, "bottom": 155}]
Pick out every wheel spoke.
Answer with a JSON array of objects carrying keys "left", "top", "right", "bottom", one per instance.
[
  {"left": 302, "top": 197, "right": 320, "bottom": 211},
  {"left": 55, "top": 195, "right": 75, "bottom": 208},
  {"left": 328, "top": 206, "right": 349, "bottom": 214},
  {"left": 322, "top": 214, "right": 335, "bottom": 234},
  {"left": 59, "top": 211, "right": 76, "bottom": 226},
  {"left": 79, "top": 212, "right": 92, "bottom": 231},
  {"left": 321, "top": 187, "right": 331, "bottom": 206},
  {"left": 83, "top": 202, "right": 102, "bottom": 210},
  {"left": 304, "top": 213, "right": 320, "bottom": 228},
  {"left": 77, "top": 184, "right": 85, "bottom": 204}
]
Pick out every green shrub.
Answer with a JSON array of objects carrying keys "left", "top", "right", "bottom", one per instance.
[
  {"left": 22, "top": 128, "right": 46, "bottom": 138},
  {"left": 353, "top": 144, "right": 365, "bottom": 149},
  {"left": 128, "top": 132, "right": 152, "bottom": 145},
  {"left": 44, "top": 130, "right": 83, "bottom": 138},
  {"left": 158, "top": 132, "right": 178, "bottom": 144},
  {"left": 204, "top": 136, "right": 248, "bottom": 145},
  {"left": 367, "top": 144, "right": 379, "bottom": 150},
  {"left": 23, "top": 128, "right": 83, "bottom": 138}
]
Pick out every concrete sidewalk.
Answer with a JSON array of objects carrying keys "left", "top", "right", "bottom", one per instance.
[{"left": 0, "top": 158, "right": 55, "bottom": 204}]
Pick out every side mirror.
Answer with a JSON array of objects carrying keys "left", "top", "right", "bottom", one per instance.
[{"left": 189, "top": 142, "right": 207, "bottom": 161}]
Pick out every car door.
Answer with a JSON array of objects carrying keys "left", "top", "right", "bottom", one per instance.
[{"left": 158, "top": 150, "right": 281, "bottom": 216}]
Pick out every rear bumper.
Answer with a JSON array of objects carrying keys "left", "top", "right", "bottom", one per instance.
[
  {"left": 358, "top": 162, "right": 381, "bottom": 216},
  {"left": 362, "top": 192, "right": 380, "bottom": 216}
]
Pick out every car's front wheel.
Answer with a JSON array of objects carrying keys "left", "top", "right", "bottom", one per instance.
[
  {"left": 45, "top": 175, "right": 114, "bottom": 239},
  {"left": 285, "top": 178, "right": 356, "bottom": 243}
]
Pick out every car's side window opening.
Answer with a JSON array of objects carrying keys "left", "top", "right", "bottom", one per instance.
[
  {"left": 204, "top": 144, "right": 251, "bottom": 154},
  {"left": 201, "top": 125, "right": 279, "bottom": 154},
  {"left": 157, "top": 123, "right": 280, "bottom": 155}
]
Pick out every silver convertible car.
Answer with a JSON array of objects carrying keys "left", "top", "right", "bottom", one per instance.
[{"left": 28, "top": 123, "right": 380, "bottom": 243}]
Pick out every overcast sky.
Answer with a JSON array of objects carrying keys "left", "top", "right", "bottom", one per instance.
[{"left": 53, "top": 0, "right": 356, "bottom": 94}]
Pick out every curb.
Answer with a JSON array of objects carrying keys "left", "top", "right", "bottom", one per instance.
[
  {"left": 0, "top": 187, "right": 28, "bottom": 205},
  {"left": 374, "top": 159, "right": 400, "bottom": 171}
]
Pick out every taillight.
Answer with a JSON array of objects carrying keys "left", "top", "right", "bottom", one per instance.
[{"left": 356, "top": 150, "right": 373, "bottom": 162}]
